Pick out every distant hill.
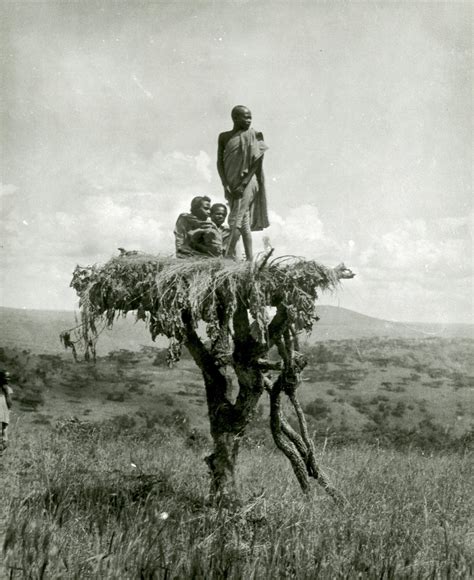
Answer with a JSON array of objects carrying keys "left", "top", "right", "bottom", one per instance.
[
  {"left": 0, "top": 306, "right": 167, "bottom": 355},
  {"left": 309, "top": 306, "right": 473, "bottom": 342},
  {"left": 0, "top": 305, "right": 472, "bottom": 354}
]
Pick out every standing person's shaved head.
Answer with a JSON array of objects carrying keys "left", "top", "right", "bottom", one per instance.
[
  {"left": 231, "top": 105, "right": 251, "bottom": 120},
  {"left": 231, "top": 106, "right": 252, "bottom": 131}
]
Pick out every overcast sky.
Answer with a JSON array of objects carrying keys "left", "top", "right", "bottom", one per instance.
[{"left": 1, "top": 1, "right": 472, "bottom": 323}]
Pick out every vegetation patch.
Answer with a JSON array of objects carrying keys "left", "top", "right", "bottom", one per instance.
[{"left": 2, "top": 429, "right": 473, "bottom": 579}]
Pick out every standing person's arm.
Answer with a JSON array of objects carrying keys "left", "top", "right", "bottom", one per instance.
[
  {"left": 236, "top": 157, "right": 263, "bottom": 194},
  {"left": 217, "top": 133, "right": 232, "bottom": 196}
]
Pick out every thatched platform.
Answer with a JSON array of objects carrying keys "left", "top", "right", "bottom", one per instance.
[{"left": 68, "top": 252, "right": 349, "bottom": 362}]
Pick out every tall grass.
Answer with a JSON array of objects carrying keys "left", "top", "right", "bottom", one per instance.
[{"left": 2, "top": 423, "right": 473, "bottom": 579}]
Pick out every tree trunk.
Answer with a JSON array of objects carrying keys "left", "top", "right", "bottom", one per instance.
[
  {"left": 182, "top": 304, "right": 265, "bottom": 503},
  {"left": 205, "top": 431, "right": 240, "bottom": 501},
  {"left": 201, "top": 368, "right": 243, "bottom": 502}
]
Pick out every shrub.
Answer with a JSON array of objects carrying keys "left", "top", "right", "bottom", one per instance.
[
  {"left": 152, "top": 349, "right": 169, "bottom": 366},
  {"left": 351, "top": 396, "right": 369, "bottom": 415},
  {"left": 391, "top": 401, "right": 406, "bottom": 418},
  {"left": 158, "top": 393, "right": 175, "bottom": 407},
  {"left": 19, "top": 388, "right": 45, "bottom": 410},
  {"left": 305, "top": 397, "right": 331, "bottom": 419},
  {"left": 106, "top": 392, "right": 128, "bottom": 402},
  {"left": 127, "top": 382, "right": 145, "bottom": 395}
]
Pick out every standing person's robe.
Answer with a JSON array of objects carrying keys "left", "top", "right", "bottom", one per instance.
[{"left": 223, "top": 128, "right": 270, "bottom": 232}]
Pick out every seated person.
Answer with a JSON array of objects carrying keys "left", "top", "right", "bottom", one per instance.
[
  {"left": 174, "top": 196, "right": 221, "bottom": 258},
  {"left": 210, "top": 203, "right": 231, "bottom": 256},
  {"left": 189, "top": 227, "right": 222, "bottom": 257}
]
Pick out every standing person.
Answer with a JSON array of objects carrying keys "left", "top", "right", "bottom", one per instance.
[
  {"left": 0, "top": 370, "right": 13, "bottom": 455},
  {"left": 210, "top": 203, "right": 231, "bottom": 256},
  {"left": 217, "top": 105, "right": 270, "bottom": 260}
]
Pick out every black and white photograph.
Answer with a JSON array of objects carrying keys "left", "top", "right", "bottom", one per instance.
[{"left": 1, "top": 1, "right": 472, "bottom": 577}]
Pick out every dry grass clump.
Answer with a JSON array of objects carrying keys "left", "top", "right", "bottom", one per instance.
[{"left": 66, "top": 253, "right": 340, "bottom": 362}]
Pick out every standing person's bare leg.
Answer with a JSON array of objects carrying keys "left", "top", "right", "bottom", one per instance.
[
  {"left": 242, "top": 229, "right": 253, "bottom": 261},
  {"left": 225, "top": 227, "right": 240, "bottom": 259},
  {"left": 240, "top": 209, "right": 253, "bottom": 260}
]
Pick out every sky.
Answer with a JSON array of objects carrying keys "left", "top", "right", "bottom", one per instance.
[{"left": 0, "top": 1, "right": 472, "bottom": 323}]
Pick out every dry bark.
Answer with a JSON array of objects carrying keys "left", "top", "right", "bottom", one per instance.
[{"left": 182, "top": 295, "right": 344, "bottom": 505}]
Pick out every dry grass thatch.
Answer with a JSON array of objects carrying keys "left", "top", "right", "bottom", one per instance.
[{"left": 67, "top": 252, "right": 343, "bottom": 362}]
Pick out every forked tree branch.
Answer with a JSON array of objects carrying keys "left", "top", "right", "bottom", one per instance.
[{"left": 67, "top": 255, "right": 353, "bottom": 501}]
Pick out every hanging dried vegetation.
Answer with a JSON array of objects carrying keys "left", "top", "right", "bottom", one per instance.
[{"left": 65, "top": 252, "right": 344, "bottom": 363}]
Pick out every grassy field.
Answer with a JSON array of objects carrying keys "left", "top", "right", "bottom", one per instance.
[
  {"left": 2, "top": 423, "right": 473, "bottom": 579},
  {"left": 1, "top": 336, "right": 473, "bottom": 577}
]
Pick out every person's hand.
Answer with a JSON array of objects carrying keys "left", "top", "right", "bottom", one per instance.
[{"left": 232, "top": 184, "right": 245, "bottom": 199}]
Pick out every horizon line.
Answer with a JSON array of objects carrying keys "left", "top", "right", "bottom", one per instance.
[{"left": 0, "top": 304, "right": 472, "bottom": 328}]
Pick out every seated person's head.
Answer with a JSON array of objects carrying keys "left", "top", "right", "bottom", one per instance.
[
  {"left": 210, "top": 203, "right": 227, "bottom": 227},
  {"left": 190, "top": 196, "right": 211, "bottom": 220}
]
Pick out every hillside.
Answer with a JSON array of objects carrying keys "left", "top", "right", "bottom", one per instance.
[
  {"left": 1, "top": 306, "right": 472, "bottom": 355},
  {"left": 311, "top": 306, "right": 473, "bottom": 341},
  {"left": 0, "top": 306, "right": 167, "bottom": 355},
  {"left": 1, "top": 305, "right": 472, "bottom": 451},
  {"left": 1, "top": 336, "right": 472, "bottom": 450}
]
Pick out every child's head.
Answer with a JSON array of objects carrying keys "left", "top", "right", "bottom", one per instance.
[{"left": 210, "top": 203, "right": 227, "bottom": 227}]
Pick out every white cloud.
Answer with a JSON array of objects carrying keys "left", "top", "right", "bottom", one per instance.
[
  {"left": 253, "top": 204, "right": 343, "bottom": 264},
  {"left": 1, "top": 194, "right": 177, "bottom": 309},
  {"left": 1, "top": 148, "right": 217, "bottom": 309},
  {"left": 87, "top": 149, "right": 212, "bottom": 195},
  {"left": 1, "top": 155, "right": 472, "bottom": 322},
  {"left": 0, "top": 183, "right": 18, "bottom": 198},
  {"left": 320, "top": 216, "right": 473, "bottom": 322},
  {"left": 320, "top": 274, "right": 472, "bottom": 324},
  {"left": 359, "top": 217, "right": 472, "bottom": 282},
  {"left": 0, "top": 184, "right": 20, "bottom": 223},
  {"left": 4, "top": 196, "right": 175, "bottom": 261},
  {"left": 195, "top": 151, "right": 212, "bottom": 182}
]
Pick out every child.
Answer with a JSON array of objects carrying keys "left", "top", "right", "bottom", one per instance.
[
  {"left": 210, "top": 203, "right": 231, "bottom": 256},
  {"left": 0, "top": 370, "right": 13, "bottom": 455}
]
